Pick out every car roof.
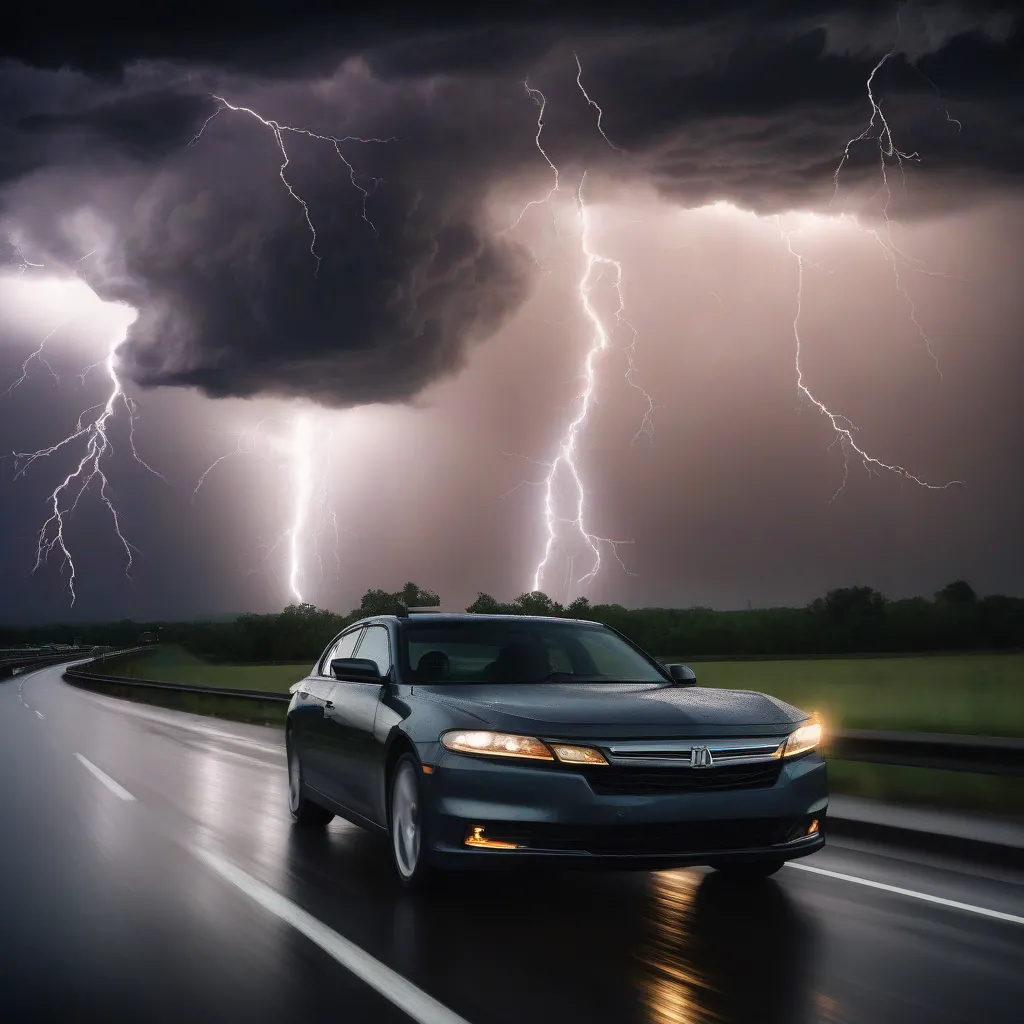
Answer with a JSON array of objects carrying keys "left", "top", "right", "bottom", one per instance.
[{"left": 352, "top": 613, "right": 597, "bottom": 627}]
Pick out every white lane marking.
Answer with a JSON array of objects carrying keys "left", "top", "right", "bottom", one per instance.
[
  {"left": 787, "top": 861, "right": 1024, "bottom": 926},
  {"left": 196, "top": 849, "right": 471, "bottom": 1024},
  {"left": 74, "top": 753, "right": 136, "bottom": 802},
  {"left": 35, "top": 710, "right": 44, "bottom": 719}
]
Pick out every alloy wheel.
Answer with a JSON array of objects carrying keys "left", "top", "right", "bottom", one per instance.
[
  {"left": 287, "top": 743, "right": 301, "bottom": 813},
  {"left": 391, "top": 761, "right": 421, "bottom": 879}
]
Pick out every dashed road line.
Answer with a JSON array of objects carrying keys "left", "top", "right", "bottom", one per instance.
[{"left": 74, "top": 753, "right": 136, "bottom": 801}]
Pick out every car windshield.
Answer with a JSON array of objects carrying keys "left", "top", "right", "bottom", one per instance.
[{"left": 400, "top": 619, "right": 668, "bottom": 684}]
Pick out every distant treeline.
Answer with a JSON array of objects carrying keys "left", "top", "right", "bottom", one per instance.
[{"left": 2, "top": 580, "right": 1022, "bottom": 664}]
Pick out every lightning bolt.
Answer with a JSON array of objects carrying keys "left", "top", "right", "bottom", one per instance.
[
  {"left": 796, "top": 9, "right": 964, "bottom": 495},
  {"left": 193, "top": 413, "right": 345, "bottom": 604},
  {"left": 502, "top": 65, "right": 651, "bottom": 597},
  {"left": 2, "top": 319, "right": 65, "bottom": 397},
  {"left": 286, "top": 413, "right": 313, "bottom": 603},
  {"left": 531, "top": 171, "right": 641, "bottom": 595},
  {"left": 4, "top": 229, "right": 44, "bottom": 275},
  {"left": 188, "top": 96, "right": 387, "bottom": 603},
  {"left": 189, "top": 96, "right": 395, "bottom": 271},
  {"left": 9, "top": 314, "right": 164, "bottom": 605},
  {"left": 780, "top": 221, "right": 961, "bottom": 499},
  {"left": 831, "top": 7, "right": 949, "bottom": 377}
]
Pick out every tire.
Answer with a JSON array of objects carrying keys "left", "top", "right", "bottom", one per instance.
[
  {"left": 709, "top": 858, "right": 785, "bottom": 879},
  {"left": 287, "top": 736, "right": 334, "bottom": 826},
  {"left": 388, "top": 753, "right": 433, "bottom": 886}
]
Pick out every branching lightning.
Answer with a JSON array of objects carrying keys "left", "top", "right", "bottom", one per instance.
[
  {"left": 782, "top": 9, "right": 964, "bottom": 498},
  {"left": 503, "top": 64, "right": 653, "bottom": 597},
  {"left": 532, "top": 171, "right": 640, "bottom": 596},
  {"left": 2, "top": 319, "right": 65, "bottom": 397},
  {"left": 8, "top": 311, "right": 165, "bottom": 605},
  {"left": 779, "top": 222, "right": 961, "bottom": 500},
  {"left": 189, "top": 96, "right": 395, "bottom": 271},
  {"left": 831, "top": 8, "right": 956, "bottom": 377},
  {"left": 187, "top": 96, "right": 390, "bottom": 603}
]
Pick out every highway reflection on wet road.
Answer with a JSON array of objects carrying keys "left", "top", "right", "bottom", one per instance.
[{"left": 2, "top": 667, "right": 1021, "bottom": 1024}]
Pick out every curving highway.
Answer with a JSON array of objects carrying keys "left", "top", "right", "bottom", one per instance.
[{"left": 2, "top": 663, "right": 1022, "bottom": 1023}]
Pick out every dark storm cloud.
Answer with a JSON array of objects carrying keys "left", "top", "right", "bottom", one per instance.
[
  {"left": 16, "top": 90, "right": 215, "bottom": 163},
  {"left": 1, "top": 1, "right": 1020, "bottom": 407}
]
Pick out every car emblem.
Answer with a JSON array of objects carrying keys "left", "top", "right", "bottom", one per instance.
[{"left": 689, "top": 745, "right": 714, "bottom": 768}]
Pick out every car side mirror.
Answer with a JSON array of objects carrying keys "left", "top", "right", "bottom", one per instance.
[
  {"left": 666, "top": 664, "right": 697, "bottom": 686},
  {"left": 331, "top": 657, "right": 383, "bottom": 683}
]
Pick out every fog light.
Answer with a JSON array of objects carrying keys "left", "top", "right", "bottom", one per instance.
[
  {"left": 465, "top": 826, "right": 521, "bottom": 850},
  {"left": 808, "top": 818, "right": 820, "bottom": 835}
]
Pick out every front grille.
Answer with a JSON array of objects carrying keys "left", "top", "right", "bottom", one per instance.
[
  {"left": 582, "top": 761, "right": 782, "bottom": 796},
  {"left": 492, "top": 817, "right": 797, "bottom": 856}
]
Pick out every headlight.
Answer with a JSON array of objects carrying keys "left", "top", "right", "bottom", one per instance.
[
  {"left": 783, "top": 720, "right": 823, "bottom": 758},
  {"left": 440, "top": 730, "right": 554, "bottom": 761},
  {"left": 549, "top": 743, "right": 608, "bottom": 765}
]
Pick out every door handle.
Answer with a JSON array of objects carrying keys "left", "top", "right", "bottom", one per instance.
[{"left": 323, "top": 700, "right": 335, "bottom": 712}]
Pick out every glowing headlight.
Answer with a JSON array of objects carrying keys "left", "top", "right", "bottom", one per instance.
[
  {"left": 440, "top": 730, "right": 554, "bottom": 761},
  {"left": 783, "top": 720, "right": 823, "bottom": 758}
]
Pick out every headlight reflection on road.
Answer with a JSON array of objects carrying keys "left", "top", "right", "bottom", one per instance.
[{"left": 639, "top": 869, "right": 711, "bottom": 1024}]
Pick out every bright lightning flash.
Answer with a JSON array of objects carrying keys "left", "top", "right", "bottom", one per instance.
[
  {"left": 286, "top": 413, "right": 313, "bottom": 603},
  {"left": 505, "top": 66, "right": 653, "bottom": 597},
  {"left": 532, "top": 173, "right": 642, "bottom": 594},
  {"left": 193, "top": 412, "right": 344, "bottom": 605},
  {"left": 5, "top": 280, "right": 163, "bottom": 604}
]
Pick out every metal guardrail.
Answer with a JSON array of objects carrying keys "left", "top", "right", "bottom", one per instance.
[
  {"left": 827, "top": 729, "right": 1024, "bottom": 777},
  {"left": 64, "top": 664, "right": 289, "bottom": 702},
  {"left": 0, "top": 648, "right": 97, "bottom": 679},
  {"left": 61, "top": 653, "right": 1024, "bottom": 776}
]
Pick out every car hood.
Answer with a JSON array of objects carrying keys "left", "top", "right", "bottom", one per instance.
[{"left": 411, "top": 682, "right": 806, "bottom": 739}]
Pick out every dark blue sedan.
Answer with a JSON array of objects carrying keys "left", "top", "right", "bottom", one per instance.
[{"left": 286, "top": 612, "right": 827, "bottom": 884}]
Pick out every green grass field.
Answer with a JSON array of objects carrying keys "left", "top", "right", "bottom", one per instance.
[
  {"left": 99, "top": 645, "right": 310, "bottom": 693},
  {"left": 661, "top": 653, "right": 1024, "bottom": 737}
]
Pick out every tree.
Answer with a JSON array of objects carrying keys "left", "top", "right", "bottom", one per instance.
[
  {"left": 466, "top": 592, "right": 504, "bottom": 614},
  {"left": 510, "top": 591, "right": 563, "bottom": 616},
  {"left": 810, "top": 586, "right": 887, "bottom": 651},
  {"left": 360, "top": 589, "right": 402, "bottom": 616},
  {"left": 936, "top": 580, "right": 977, "bottom": 605},
  {"left": 399, "top": 582, "right": 440, "bottom": 607}
]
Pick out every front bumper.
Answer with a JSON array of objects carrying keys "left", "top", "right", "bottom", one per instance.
[{"left": 423, "top": 749, "right": 828, "bottom": 870}]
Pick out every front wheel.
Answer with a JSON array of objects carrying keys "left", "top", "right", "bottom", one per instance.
[
  {"left": 287, "top": 738, "right": 334, "bottom": 826},
  {"left": 389, "top": 754, "right": 433, "bottom": 886},
  {"left": 709, "top": 858, "right": 785, "bottom": 879}
]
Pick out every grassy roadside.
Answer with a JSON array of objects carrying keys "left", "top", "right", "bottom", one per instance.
[
  {"left": 95, "top": 644, "right": 310, "bottom": 693},
  {"left": 661, "top": 652, "right": 1024, "bottom": 812},
  {"left": 661, "top": 653, "right": 1024, "bottom": 737},
  {"left": 825, "top": 760, "right": 1024, "bottom": 816}
]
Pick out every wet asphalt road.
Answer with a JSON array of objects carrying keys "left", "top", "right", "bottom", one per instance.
[{"left": 1, "top": 664, "right": 1022, "bottom": 1024}]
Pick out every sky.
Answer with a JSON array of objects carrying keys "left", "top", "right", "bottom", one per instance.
[{"left": 0, "top": 2, "right": 1021, "bottom": 623}]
